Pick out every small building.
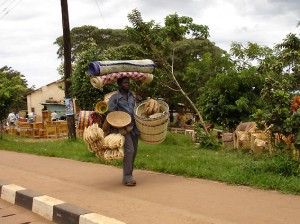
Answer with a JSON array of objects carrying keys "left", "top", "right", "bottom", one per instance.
[{"left": 26, "top": 79, "right": 65, "bottom": 122}]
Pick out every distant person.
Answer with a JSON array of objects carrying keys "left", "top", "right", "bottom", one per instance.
[
  {"left": 176, "top": 112, "right": 186, "bottom": 128},
  {"left": 169, "top": 111, "right": 174, "bottom": 123},
  {"left": 59, "top": 115, "right": 67, "bottom": 120},
  {"left": 42, "top": 105, "right": 48, "bottom": 111},
  {"left": 51, "top": 111, "right": 58, "bottom": 121},
  {"left": 28, "top": 112, "right": 35, "bottom": 123},
  {"left": 7, "top": 112, "right": 16, "bottom": 127},
  {"left": 15, "top": 112, "right": 20, "bottom": 121},
  {"left": 186, "top": 118, "right": 193, "bottom": 125}
]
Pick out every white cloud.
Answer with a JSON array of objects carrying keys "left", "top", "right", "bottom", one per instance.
[{"left": 0, "top": 0, "right": 299, "bottom": 89}]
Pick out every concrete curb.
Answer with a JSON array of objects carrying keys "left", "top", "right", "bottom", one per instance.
[{"left": 0, "top": 179, "right": 126, "bottom": 224}]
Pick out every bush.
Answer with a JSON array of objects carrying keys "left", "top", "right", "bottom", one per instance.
[
  {"left": 268, "top": 152, "right": 300, "bottom": 177},
  {"left": 197, "top": 130, "right": 221, "bottom": 150}
]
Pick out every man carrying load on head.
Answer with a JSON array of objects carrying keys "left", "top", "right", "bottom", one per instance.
[{"left": 105, "top": 77, "right": 139, "bottom": 186}]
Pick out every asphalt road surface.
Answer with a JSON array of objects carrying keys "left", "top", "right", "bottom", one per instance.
[
  {"left": 0, "top": 199, "right": 53, "bottom": 224},
  {"left": 0, "top": 150, "right": 299, "bottom": 224}
]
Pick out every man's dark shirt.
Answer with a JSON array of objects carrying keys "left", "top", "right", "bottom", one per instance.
[{"left": 108, "top": 90, "right": 138, "bottom": 135}]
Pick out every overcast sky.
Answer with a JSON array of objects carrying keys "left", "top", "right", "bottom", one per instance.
[{"left": 1, "top": 0, "right": 299, "bottom": 89}]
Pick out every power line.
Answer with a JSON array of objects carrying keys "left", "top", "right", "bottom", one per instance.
[
  {"left": 0, "top": 0, "right": 11, "bottom": 8},
  {"left": 94, "top": 0, "right": 107, "bottom": 28},
  {"left": 0, "top": 0, "right": 16, "bottom": 13},
  {"left": 0, "top": 0, "right": 22, "bottom": 19}
]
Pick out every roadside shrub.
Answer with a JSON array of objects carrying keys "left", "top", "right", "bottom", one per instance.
[
  {"left": 268, "top": 152, "right": 300, "bottom": 177},
  {"left": 197, "top": 130, "right": 221, "bottom": 150}
]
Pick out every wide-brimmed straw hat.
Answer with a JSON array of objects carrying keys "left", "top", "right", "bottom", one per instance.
[{"left": 106, "top": 111, "right": 131, "bottom": 128}]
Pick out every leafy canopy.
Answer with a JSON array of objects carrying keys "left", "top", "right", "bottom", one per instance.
[{"left": 0, "top": 67, "right": 27, "bottom": 121}]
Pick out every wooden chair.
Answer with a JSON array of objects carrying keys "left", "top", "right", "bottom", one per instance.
[
  {"left": 250, "top": 132, "right": 266, "bottom": 152},
  {"left": 45, "top": 124, "right": 57, "bottom": 138},
  {"left": 185, "top": 129, "right": 196, "bottom": 141},
  {"left": 17, "top": 122, "right": 33, "bottom": 137},
  {"left": 169, "top": 127, "right": 186, "bottom": 135},
  {"left": 7, "top": 127, "right": 17, "bottom": 135},
  {"left": 222, "top": 132, "right": 234, "bottom": 148},
  {"left": 32, "top": 122, "right": 44, "bottom": 138},
  {"left": 233, "top": 122, "right": 257, "bottom": 149},
  {"left": 56, "top": 122, "right": 68, "bottom": 137}
]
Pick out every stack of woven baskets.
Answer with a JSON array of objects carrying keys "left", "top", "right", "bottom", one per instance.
[{"left": 83, "top": 123, "right": 125, "bottom": 161}]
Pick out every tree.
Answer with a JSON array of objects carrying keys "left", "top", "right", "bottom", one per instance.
[
  {"left": 126, "top": 9, "right": 222, "bottom": 133},
  {"left": 197, "top": 42, "right": 270, "bottom": 130},
  {"left": 54, "top": 26, "right": 132, "bottom": 62},
  {"left": 0, "top": 69, "right": 27, "bottom": 139},
  {"left": 253, "top": 33, "right": 300, "bottom": 150},
  {"left": 0, "top": 66, "right": 31, "bottom": 112}
]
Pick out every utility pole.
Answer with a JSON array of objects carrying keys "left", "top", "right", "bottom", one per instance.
[{"left": 60, "top": 0, "right": 76, "bottom": 139}]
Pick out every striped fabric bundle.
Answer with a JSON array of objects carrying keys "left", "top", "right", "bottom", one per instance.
[
  {"left": 90, "top": 72, "right": 153, "bottom": 89},
  {"left": 78, "top": 111, "right": 93, "bottom": 130}
]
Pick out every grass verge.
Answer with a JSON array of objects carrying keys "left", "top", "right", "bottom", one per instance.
[{"left": 0, "top": 132, "right": 299, "bottom": 195}]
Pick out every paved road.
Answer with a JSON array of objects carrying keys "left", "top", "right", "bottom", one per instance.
[
  {"left": 0, "top": 150, "right": 299, "bottom": 224},
  {"left": 0, "top": 199, "right": 53, "bottom": 224}
]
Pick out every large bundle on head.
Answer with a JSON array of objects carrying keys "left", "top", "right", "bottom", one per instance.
[
  {"left": 83, "top": 124, "right": 125, "bottom": 161},
  {"left": 87, "top": 59, "right": 155, "bottom": 89},
  {"left": 88, "top": 59, "right": 155, "bottom": 76},
  {"left": 134, "top": 98, "right": 169, "bottom": 144}
]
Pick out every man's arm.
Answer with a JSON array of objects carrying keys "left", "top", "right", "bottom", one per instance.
[{"left": 108, "top": 93, "right": 118, "bottom": 112}]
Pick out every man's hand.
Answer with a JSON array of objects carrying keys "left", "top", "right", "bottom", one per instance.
[{"left": 136, "top": 95, "right": 143, "bottom": 102}]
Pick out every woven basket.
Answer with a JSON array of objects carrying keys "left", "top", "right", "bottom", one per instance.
[{"left": 134, "top": 100, "right": 169, "bottom": 144}]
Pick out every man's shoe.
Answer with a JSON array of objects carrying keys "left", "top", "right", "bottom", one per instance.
[{"left": 123, "top": 180, "right": 136, "bottom": 186}]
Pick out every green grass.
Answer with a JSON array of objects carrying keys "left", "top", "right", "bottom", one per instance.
[{"left": 1, "top": 132, "right": 299, "bottom": 195}]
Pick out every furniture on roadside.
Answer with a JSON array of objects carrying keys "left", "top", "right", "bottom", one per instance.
[
  {"left": 42, "top": 110, "right": 51, "bottom": 122},
  {"left": 169, "top": 127, "right": 186, "bottom": 135},
  {"left": 44, "top": 123, "right": 58, "bottom": 138},
  {"left": 16, "top": 122, "right": 33, "bottom": 137},
  {"left": 32, "top": 122, "right": 45, "bottom": 138},
  {"left": 168, "top": 127, "right": 199, "bottom": 142},
  {"left": 222, "top": 132, "right": 234, "bottom": 148},
  {"left": 6, "top": 127, "right": 17, "bottom": 135},
  {"left": 250, "top": 132, "right": 264, "bottom": 152},
  {"left": 233, "top": 122, "right": 257, "bottom": 149},
  {"left": 56, "top": 121, "right": 68, "bottom": 137},
  {"left": 185, "top": 129, "right": 196, "bottom": 141}
]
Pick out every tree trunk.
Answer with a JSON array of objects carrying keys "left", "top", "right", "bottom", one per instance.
[
  {"left": 67, "top": 115, "right": 76, "bottom": 139},
  {"left": 0, "top": 120, "right": 3, "bottom": 140},
  {"left": 60, "top": 0, "right": 76, "bottom": 139}
]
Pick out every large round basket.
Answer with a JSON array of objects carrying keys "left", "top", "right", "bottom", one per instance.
[{"left": 134, "top": 100, "right": 169, "bottom": 144}]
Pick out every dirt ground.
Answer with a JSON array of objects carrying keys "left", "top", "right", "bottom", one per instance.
[{"left": 0, "top": 150, "right": 299, "bottom": 224}]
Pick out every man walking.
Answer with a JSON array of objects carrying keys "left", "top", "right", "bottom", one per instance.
[{"left": 107, "top": 77, "right": 139, "bottom": 186}]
